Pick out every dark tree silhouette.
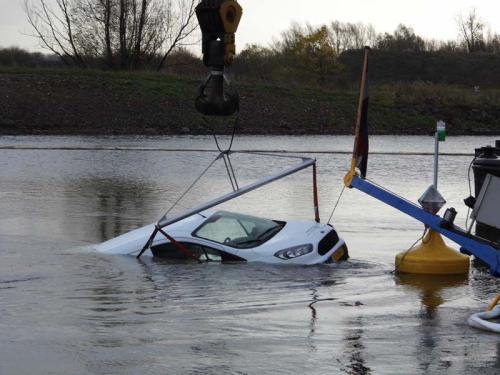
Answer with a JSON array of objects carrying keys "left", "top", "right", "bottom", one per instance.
[
  {"left": 457, "top": 9, "right": 485, "bottom": 53},
  {"left": 24, "top": 0, "right": 198, "bottom": 69}
]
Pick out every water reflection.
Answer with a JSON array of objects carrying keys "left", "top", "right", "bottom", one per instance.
[
  {"left": 395, "top": 273, "right": 469, "bottom": 373},
  {"left": 63, "top": 177, "right": 160, "bottom": 243},
  {"left": 395, "top": 274, "right": 468, "bottom": 311},
  {"left": 307, "top": 281, "right": 338, "bottom": 340},
  {"left": 308, "top": 289, "right": 318, "bottom": 338},
  {"left": 340, "top": 316, "right": 371, "bottom": 375}
]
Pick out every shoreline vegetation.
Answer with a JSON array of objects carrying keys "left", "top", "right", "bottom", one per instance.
[
  {"left": 1, "top": 66, "right": 499, "bottom": 136},
  {"left": 3, "top": 10, "right": 500, "bottom": 136}
]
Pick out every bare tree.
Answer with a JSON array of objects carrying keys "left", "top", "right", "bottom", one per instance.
[
  {"left": 24, "top": 0, "right": 198, "bottom": 69},
  {"left": 485, "top": 30, "right": 500, "bottom": 53},
  {"left": 328, "top": 21, "right": 377, "bottom": 54},
  {"left": 457, "top": 8, "right": 485, "bottom": 53},
  {"left": 24, "top": 0, "right": 86, "bottom": 66},
  {"left": 329, "top": 21, "right": 349, "bottom": 54},
  {"left": 157, "top": 0, "right": 198, "bottom": 71},
  {"left": 352, "top": 23, "right": 377, "bottom": 49}
]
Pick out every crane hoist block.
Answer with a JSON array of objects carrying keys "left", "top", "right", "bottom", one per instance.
[{"left": 196, "top": 0, "right": 242, "bottom": 67}]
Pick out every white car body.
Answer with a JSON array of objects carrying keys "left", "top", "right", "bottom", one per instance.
[{"left": 95, "top": 211, "right": 348, "bottom": 265}]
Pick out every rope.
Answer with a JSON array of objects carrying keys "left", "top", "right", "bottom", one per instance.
[
  {"left": 228, "top": 116, "right": 238, "bottom": 152},
  {"left": 203, "top": 113, "right": 238, "bottom": 153},
  {"left": 201, "top": 114, "right": 240, "bottom": 193},
  {"left": 240, "top": 151, "right": 308, "bottom": 160},
  {"left": 156, "top": 225, "right": 202, "bottom": 263},
  {"left": 465, "top": 156, "right": 477, "bottom": 231},
  {"left": 226, "top": 153, "right": 239, "bottom": 190},
  {"left": 222, "top": 153, "right": 237, "bottom": 191},
  {"left": 212, "top": 131, "right": 223, "bottom": 152},
  {"left": 352, "top": 175, "right": 432, "bottom": 273},
  {"left": 164, "top": 113, "right": 240, "bottom": 216},
  {"left": 391, "top": 227, "right": 429, "bottom": 273},
  {"left": 162, "top": 112, "right": 241, "bottom": 220},
  {"left": 201, "top": 116, "right": 222, "bottom": 152},
  {"left": 136, "top": 226, "right": 159, "bottom": 259},
  {"left": 163, "top": 154, "right": 221, "bottom": 218},
  {"left": 327, "top": 185, "right": 346, "bottom": 224}
]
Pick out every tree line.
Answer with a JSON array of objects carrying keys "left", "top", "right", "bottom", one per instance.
[
  {"left": 234, "top": 9, "right": 500, "bottom": 86},
  {"left": 2, "top": 6, "right": 500, "bottom": 86}
]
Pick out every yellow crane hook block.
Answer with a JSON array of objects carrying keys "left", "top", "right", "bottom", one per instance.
[
  {"left": 195, "top": 0, "right": 243, "bottom": 117},
  {"left": 196, "top": 0, "right": 242, "bottom": 68}
]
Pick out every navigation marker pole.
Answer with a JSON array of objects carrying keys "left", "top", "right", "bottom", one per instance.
[{"left": 434, "top": 121, "right": 446, "bottom": 189}]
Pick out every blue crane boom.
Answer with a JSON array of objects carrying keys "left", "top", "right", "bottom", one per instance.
[
  {"left": 344, "top": 46, "right": 500, "bottom": 278},
  {"left": 348, "top": 175, "right": 500, "bottom": 277}
]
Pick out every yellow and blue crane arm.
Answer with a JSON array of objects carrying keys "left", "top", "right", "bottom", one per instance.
[
  {"left": 346, "top": 174, "right": 500, "bottom": 277},
  {"left": 344, "top": 47, "right": 500, "bottom": 277}
]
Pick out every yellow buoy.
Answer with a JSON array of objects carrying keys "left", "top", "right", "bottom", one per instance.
[{"left": 395, "top": 230, "right": 470, "bottom": 275}]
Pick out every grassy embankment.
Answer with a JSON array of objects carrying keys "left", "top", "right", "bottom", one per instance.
[{"left": 1, "top": 66, "right": 499, "bottom": 135}]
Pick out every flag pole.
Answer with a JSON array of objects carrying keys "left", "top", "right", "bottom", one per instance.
[{"left": 345, "top": 46, "right": 370, "bottom": 188}]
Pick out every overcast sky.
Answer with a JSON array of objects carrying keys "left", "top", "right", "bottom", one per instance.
[{"left": 1, "top": 0, "right": 500, "bottom": 52}]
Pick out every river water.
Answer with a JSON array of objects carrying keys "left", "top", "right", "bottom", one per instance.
[{"left": 1, "top": 135, "right": 500, "bottom": 375}]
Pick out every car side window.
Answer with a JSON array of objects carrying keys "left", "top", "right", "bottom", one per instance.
[
  {"left": 195, "top": 216, "right": 247, "bottom": 243},
  {"left": 201, "top": 246, "right": 222, "bottom": 261},
  {"left": 151, "top": 242, "right": 222, "bottom": 261}
]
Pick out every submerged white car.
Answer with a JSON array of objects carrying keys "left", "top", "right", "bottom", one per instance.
[{"left": 96, "top": 210, "right": 348, "bottom": 265}]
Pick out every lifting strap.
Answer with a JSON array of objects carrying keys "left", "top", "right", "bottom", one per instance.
[
  {"left": 136, "top": 225, "right": 201, "bottom": 262},
  {"left": 156, "top": 226, "right": 201, "bottom": 263}
]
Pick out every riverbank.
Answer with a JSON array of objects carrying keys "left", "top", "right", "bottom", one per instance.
[{"left": 1, "top": 67, "right": 499, "bottom": 135}]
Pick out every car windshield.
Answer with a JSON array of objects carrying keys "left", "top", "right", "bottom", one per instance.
[{"left": 193, "top": 211, "right": 285, "bottom": 249}]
